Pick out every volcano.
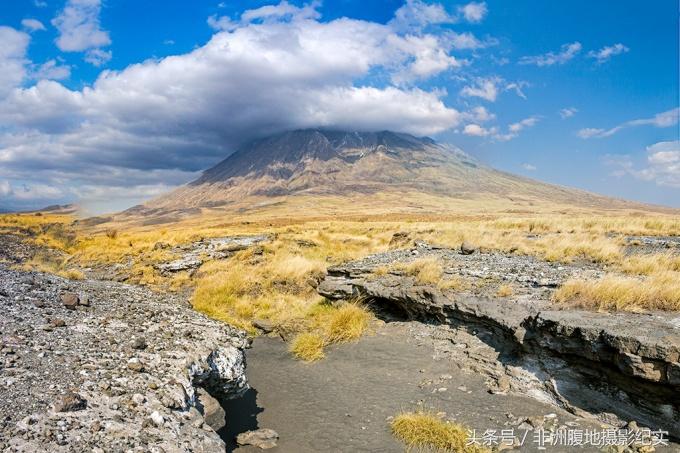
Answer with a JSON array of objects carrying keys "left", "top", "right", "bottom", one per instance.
[{"left": 126, "top": 129, "right": 651, "bottom": 219}]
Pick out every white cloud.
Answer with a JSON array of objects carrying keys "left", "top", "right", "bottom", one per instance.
[
  {"left": 588, "top": 43, "right": 629, "bottom": 63},
  {"left": 463, "top": 106, "right": 495, "bottom": 123},
  {"left": 0, "top": 1, "right": 465, "bottom": 208},
  {"left": 519, "top": 42, "right": 581, "bottom": 66},
  {"left": 21, "top": 19, "right": 46, "bottom": 32},
  {"left": 494, "top": 116, "right": 539, "bottom": 141},
  {"left": 52, "top": 0, "right": 111, "bottom": 66},
  {"left": 463, "top": 123, "right": 495, "bottom": 136},
  {"left": 606, "top": 141, "right": 680, "bottom": 188},
  {"left": 0, "top": 180, "right": 11, "bottom": 197},
  {"left": 447, "top": 31, "right": 496, "bottom": 50},
  {"left": 460, "top": 77, "right": 527, "bottom": 102},
  {"left": 508, "top": 116, "right": 538, "bottom": 132},
  {"left": 505, "top": 81, "right": 528, "bottom": 99},
  {"left": 0, "top": 27, "right": 30, "bottom": 98},
  {"left": 84, "top": 48, "right": 111, "bottom": 66},
  {"left": 459, "top": 2, "right": 487, "bottom": 23},
  {"left": 207, "top": 14, "right": 238, "bottom": 32},
  {"left": 31, "top": 59, "right": 71, "bottom": 80},
  {"left": 578, "top": 107, "right": 679, "bottom": 139},
  {"left": 559, "top": 107, "right": 578, "bottom": 118},
  {"left": 522, "top": 163, "right": 537, "bottom": 171},
  {"left": 460, "top": 76, "right": 499, "bottom": 101},
  {"left": 390, "top": 0, "right": 455, "bottom": 32},
  {"left": 462, "top": 115, "right": 538, "bottom": 141},
  {"left": 34, "top": 0, "right": 48, "bottom": 7}
]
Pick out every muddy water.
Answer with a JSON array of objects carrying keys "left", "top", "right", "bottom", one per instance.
[{"left": 226, "top": 322, "right": 610, "bottom": 453}]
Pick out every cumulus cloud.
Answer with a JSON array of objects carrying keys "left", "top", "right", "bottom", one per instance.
[
  {"left": 0, "top": 26, "right": 30, "bottom": 98},
  {"left": 606, "top": 141, "right": 680, "bottom": 188},
  {"left": 1, "top": 1, "right": 466, "bottom": 210},
  {"left": 462, "top": 123, "right": 495, "bottom": 137},
  {"left": 578, "top": 107, "right": 679, "bottom": 138},
  {"left": 458, "top": 2, "right": 487, "bottom": 23},
  {"left": 559, "top": 107, "right": 577, "bottom": 118},
  {"left": 21, "top": 18, "right": 46, "bottom": 32},
  {"left": 521, "top": 163, "right": 537, "bottom": 171},
  {"left": 519, "top": 42, "right": 581, "bottom": 66},
  {"left": 588, "top": 43, "right": 629, "bottom": 63},
  {"left": 52, "top": 0, "right": 112, "bottom": 65}
]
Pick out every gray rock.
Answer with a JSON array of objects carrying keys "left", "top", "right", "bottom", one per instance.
[
  {"left": 252, "top": 319, "right": 275, "bottom": 333},
  {"left": 236, "top": 428, "right": 279, "bottom": 449},
  {"left": 196, "top": 387, "right": 225, "bottom": 431},
  {"left": 460, "top": 241, "right": 478, "bottom": 255},
  {"left": 54, "top": 392, "right": 86, "bottom": 412},
  {"left": 61, "top": 292, "right": 79, "bottom": 310}
]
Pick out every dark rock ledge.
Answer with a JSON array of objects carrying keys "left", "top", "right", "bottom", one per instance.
[{"left": 317, "top": 245, "right": 680, "bottom": 439}]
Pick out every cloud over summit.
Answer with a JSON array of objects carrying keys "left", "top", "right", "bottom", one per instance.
[{"left": 0, "top": 1, "right": 474, "bottom": 209}]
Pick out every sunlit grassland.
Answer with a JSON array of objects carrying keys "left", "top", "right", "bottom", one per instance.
[{"left": 2, "top": 210, "right": 680, "bottom": 352}]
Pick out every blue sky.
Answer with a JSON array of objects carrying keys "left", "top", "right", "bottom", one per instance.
[{"left": 0, "top": 0, "right": 678, "bottom": 212}]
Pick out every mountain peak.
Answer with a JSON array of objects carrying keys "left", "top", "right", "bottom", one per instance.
[{"left": 137, "top": 128, "right": 642, "bottom": 217}]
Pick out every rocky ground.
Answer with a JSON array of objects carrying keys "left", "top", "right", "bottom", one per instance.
[
  {"left": 0, "top": 235, "right": 250, "bottom": 452},
  {"left": 1, "top": 230, "right": 679, "bottom": 452}
]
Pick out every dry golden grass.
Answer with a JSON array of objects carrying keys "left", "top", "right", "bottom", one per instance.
[
  {"left": 495, "top": 284, "right": 514, "bottom": 297},
  {"left": 390, "top": 410, "right": 488, "bottom": 453},
  {"left": 400, "top": 257, "right": 443, "bottom": 285},
  {"left": 620, "top": 253, "right": 680, "bottom": 275},
  {"left": 553, "top": 272, "right": 680, "bottom": 312},
  {"left": 290, "top": 332, "right": 326, "bottom": 362},
  {"left": 324, "top": 303, "right": 372, "bottom": 343}
]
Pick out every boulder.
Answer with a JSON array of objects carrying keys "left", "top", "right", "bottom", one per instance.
[
  {"left": 196, "top": 387, "right": 225, "bottom": 431},
  {"left": 460, "top": 241, "right": 478, "bottom": 255}
]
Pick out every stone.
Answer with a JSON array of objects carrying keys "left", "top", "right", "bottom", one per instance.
[
  {"left": 131, "top": 337, "right": 147, "bottom": 350},
  {"left": 61, "top": 293, "right": 79, "bottom": 310},
  {"left": 54, "top": 392, "right": 87, "bottom": 412},
  {"left": 50, "top": 318, "right": 66, "bottom": 328},
  {"left": 389, "top": 232, "right": 410, "bottom": 247},
  {"left": 460, "top": 241, "right": 478, "bottom": 255},
  {"left": 150, "top": 411, "right": 165, "bottom": 427},
  {"left": 236, "top": 428, "right": 279, "bottom": 449},
  {"left": 252, "top": 319, "right": 275, "bottom": 334},
  {"left": 78, "top": 295, "right": 90, "bottom": 307},
  {"left": 196, "top": 388, "right": 225, "bottom": 431},
  {"left": 127, "top": 358, "right": 145, "bottom": 372}
]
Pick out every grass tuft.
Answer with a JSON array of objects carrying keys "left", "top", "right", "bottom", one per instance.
[
  {"left": 325, "top": 303, "right": 371, "bottom": 343},
  {"left": 290, "top": 332, "right": 326, "bottom": 362},
  {"left": 403, "top": 257, "right": 443, "bottom": 285},
  {"left": 390, "top": 410, "right": 488, "bottom": 453}
]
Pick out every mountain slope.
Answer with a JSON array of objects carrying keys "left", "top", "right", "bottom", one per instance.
[{"left": 130, "top": 129, "right": 654, "bottom": 219}]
